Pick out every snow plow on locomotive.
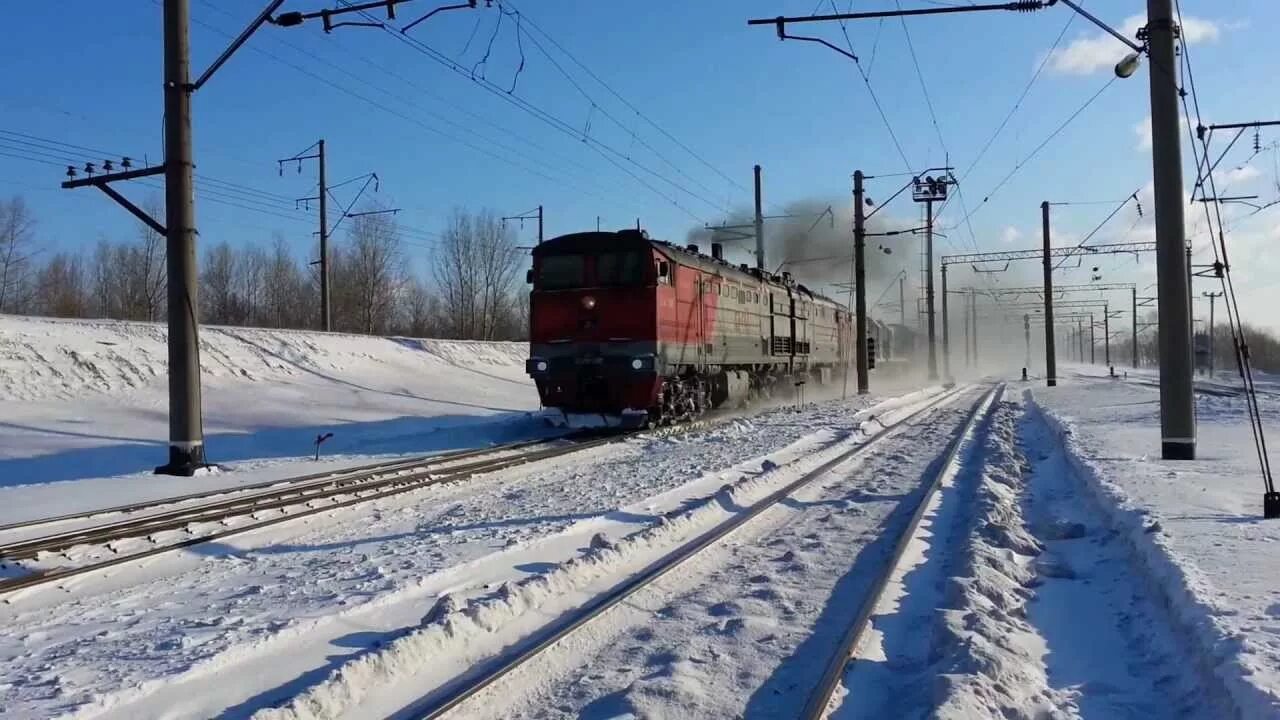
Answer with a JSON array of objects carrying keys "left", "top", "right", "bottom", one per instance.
[{"left": 525, "top": 229, "right": 859, "bottom": 426}]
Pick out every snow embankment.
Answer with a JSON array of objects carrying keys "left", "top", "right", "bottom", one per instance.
[
  {"left": 1027, "top": 391, "right": 1280, "bottom": 719},
  {"left": 0, "top": 314, "right": 528, "bottom": 403},
  {"left": 0, "top": 314, "right": 538, "bottom": 500}
]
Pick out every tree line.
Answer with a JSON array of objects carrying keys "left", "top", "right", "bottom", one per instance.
[{"left": 0, "top": 195, "right": 529, "bottom": 341}]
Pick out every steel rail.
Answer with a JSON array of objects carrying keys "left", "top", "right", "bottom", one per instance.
[
  {"left": 0, "top": 439, "right": 554, "bottom": 535},
  {"left": 799, "top": 383, "right": 1003, "bottom": 719},
  {"left": 0, "top": 439, "right": 567, "bottom": 559},
  {"left": 0, "top": 435, "right": 620, "bottom": 596},
  {"left": 397, "top": 385, "right": 986, "bottom": 720}
]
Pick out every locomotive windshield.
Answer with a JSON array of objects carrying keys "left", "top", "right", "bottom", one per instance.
[
  {"left": 536, "top": 250, "right": 647, "bottom": 289},
  {"left": 538, "top": 254, "right": 586, "bottom": 290},
  {"left": 595, "top": 251, "right": 646, "bottom": 286}
]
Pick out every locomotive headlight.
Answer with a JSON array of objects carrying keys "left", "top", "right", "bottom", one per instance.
[
  {"left": 536, "top": 360, "right": 548, "bottom": 372},
  {"left": 629, "top": 356, "right": 655, "bottom": 371},
  {"left": 581, "top": 295, "right": 596, "bottom": 310},
  {"left": 631, "top": 358, "right": 643, "bottom": 370}
]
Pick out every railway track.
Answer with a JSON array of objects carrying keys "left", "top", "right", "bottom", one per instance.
[
  {"left": 0, "top": 442, "right": 551, "bottom": 536},
  {"left": 386, "top": 383, "right": 1000, "bottom": 720},
  {"left": 0, "top": 434, "right": 621, "bottom": 596},
  {"left": 799, "top": 384, "right": 1002, "bottom": 719}
]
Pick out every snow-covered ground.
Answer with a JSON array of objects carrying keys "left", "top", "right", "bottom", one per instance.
[
  {"left": 840, "top": 389, "right": 1225, "bottom": 719},
  {"left": 0, "top": 378, "right": 919, "bottom": 718},
  {"left": 0, "top": 315, "right": 544, "bottom": 523},
  {"left": 1026, "top": 367, "right": 1280, "bottom": 717},
  {"left": 418, "top": 388, "right": 985, "bottom": 720},
  {"left": 5, "top": 312, "right": 1278, "bottom": 720}
]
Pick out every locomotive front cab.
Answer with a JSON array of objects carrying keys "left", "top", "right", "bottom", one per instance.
[{"left": 526, "top": 230, "right": 666, "bottom": 417}]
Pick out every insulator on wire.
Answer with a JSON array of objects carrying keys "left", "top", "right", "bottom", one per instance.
[
  {"left": 121, "top": 156, "right": 133, "bottom": 169},
  {"left": 65, "top": 165, "right": 77, "bottom": 179},
  {"left": 103, "top": 159, "right": 114, "bottom": 172},
  {"left": 1009, "top": 0, "right": 1045, "bottom": 12},
  {"left": 84, "top": 162, "right": 95, "bottom": 176}
]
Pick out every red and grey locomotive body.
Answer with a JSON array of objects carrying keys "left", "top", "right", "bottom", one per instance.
[{"left": 525, "top": 229, "right": 851, "bottom": 425}]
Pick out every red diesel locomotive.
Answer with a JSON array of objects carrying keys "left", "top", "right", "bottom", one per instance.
[{"left": 525, "top": 229, "right": 853, "bottom": 425}]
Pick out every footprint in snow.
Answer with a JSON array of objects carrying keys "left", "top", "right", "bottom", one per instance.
[
  {"left": 719, "top": 617, "right": 746, "bottom": 635},
  {"left": 707, "top": 601, "right": 740, "bottom": 617},
  {"left": 1034, "top": 554, "right": 1077, "bottom": 580},
  {"left": 749, "top": 587, "right": 780, "bottom": 602}
]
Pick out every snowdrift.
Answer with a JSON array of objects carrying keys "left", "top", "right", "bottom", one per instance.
[{"left": 0, "top": 315, "right": 540, "bottom": 496}]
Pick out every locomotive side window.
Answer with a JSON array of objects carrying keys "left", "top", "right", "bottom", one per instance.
[
  {"left": 596, "top": 251, "right": 646, "bottom": 286},
  {"left": 537, "top": 254, "right": 585, "bottom": 290}
]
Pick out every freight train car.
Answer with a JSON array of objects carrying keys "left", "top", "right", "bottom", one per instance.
[{"left": 525, "top": 229, "right": 854, "bottom": 425}]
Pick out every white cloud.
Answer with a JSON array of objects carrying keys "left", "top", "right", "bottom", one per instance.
[
  {"left": 1000, "top": 226, "right": 1022, "bottom": 245},
  {"left": 1215, "top": 165, "right": 1261, "bottom": 189},
  {"left": 1134, "top": 116, "right": 1154, "bottom": 151},
  {"left": 1132, "top": 114, "right": 1190, "bottom": 152},
  {"left": 1045, "top": 15, "right": 1221, "bottom": 76}
]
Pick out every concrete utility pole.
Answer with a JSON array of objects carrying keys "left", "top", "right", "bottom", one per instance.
[
  {"left": 1089, "top": 313, "right": 1096, "bottom": 364},
  {"left": 853, "top": 170, "right": 869, "bottom": 395},
  {"left": 899, "top": 275, "right": 906, "bottom": 327},
  {"left": 1078, "top": 319, "right": 1085, "bottom": 362},
  {"left": 1104, "top": 305, "right": 1111, "bottom": 366},
  {"left": 940, "top": 262, "right": 950, "bottom": 379},
  {"left": 1148, "top": 0, "right": 1196, "bottom": 459},
  {"left": 538, "top": 204, "right": 544, "bottom": 243},
  {"left": 278, "top": 140, "right": 331, "bottom": 330},
  {"left": 1041, "top": 201, "right": 1057, "bottom": 387},
  {"left": 971, "top": 288, "right": 979, "bottom": 366},
  {"left": 1204, "top": 290, "right": 1222, "bottom": 375},
  {"left": 754, "top": 164, "right": 765, "bottom": 271},
  {"left": 159, "top": 0, "right": 204, "bottom": 475},
  {"left": 925, "top": 198, "right": 938, "bottom": 380},
  {"left": 1023, "top": 313, "right": 1032, "bottom": 369},
  {"left": 963, "top": 288, "right": 971, "bottom": 368},
  {"left": 1132, "top": 286, "right": 1139, "bottom": 369},
  {"left": 318, "top": 139, "right": 329, "bottom": 330}
]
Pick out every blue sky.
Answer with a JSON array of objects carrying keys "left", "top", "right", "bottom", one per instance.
[{"left": 3, "top": 1, "right": 1279, "bottom": 329}]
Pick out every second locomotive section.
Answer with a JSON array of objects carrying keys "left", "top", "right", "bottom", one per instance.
[{"left": 526, "top": 229, "right": 852, "bottom": 425}]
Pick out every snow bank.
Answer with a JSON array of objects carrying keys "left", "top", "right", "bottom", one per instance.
[
  {"left": 927, "top": 401, "right": 1068, "bottom": 718},
  {"left": 0, "top": 314, "right": 539, "bottom": 505},
  {"left": 0, "top": 314, "right": 527, "bottom": 403},
  {"left": 1026, "top": 394, "right": 1280, "bottom": 719}
]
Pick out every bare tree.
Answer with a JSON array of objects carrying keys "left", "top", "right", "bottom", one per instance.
[
  {"left": 399, "top": 275, "right": 442, "bottom": 337},
  {"left": 239, "top": 244, "right": 268, "bottom": 326},
  {"left": 261, "top": 234, "right": 309, "bottom": 328},
  {"left": 333, "top": 211, "right": 404, "bottom": 335},
  {"left": 431, "top": 208, "right": 522, "bottom": 340},
  {"left": 0, "top": 196, "right": 37, "bottom": 313},
  {"left": 90, "top": 238, "right": 123, "bottom": 318},
  {"left": 432, "top": 210, "right": 478, "bottom": 338},
  {"left": 200, "top": 240, "right": 244, "bottom": 325},
  {"left": 34, "top": 251, "right": 89, "bottom": 318},
  {"left": 133, "top": 202, "right": 167, "bottom": 321},
  {"left": 475, "top": 210, "right": 522, "bottom": 339}
]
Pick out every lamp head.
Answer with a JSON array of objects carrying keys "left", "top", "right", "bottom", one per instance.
[{"left": 1115, "top": 51, "right": 1142, "bottom": 79}]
